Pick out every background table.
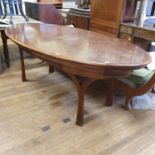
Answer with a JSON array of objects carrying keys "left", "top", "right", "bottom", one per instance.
[
  {"left": 0, "top": 16, "right": 40, "bottom": 68},
  {"left": 119, "top": 18, "right": 155, "bottom": 51}
]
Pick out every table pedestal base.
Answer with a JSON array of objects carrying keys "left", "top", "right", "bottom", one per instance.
[
  {"left": 18, "top": 46, "right": 114, "bottom": 126},
  {"left": 68, "top": 75, "right": 96, "bottom": 126}
]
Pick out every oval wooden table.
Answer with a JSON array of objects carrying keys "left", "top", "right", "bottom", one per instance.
[{"left": 5, "top": 23, "right": 151, "bottom": 126}]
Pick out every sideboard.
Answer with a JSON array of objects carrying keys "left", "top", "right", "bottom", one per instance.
[
  {"left": 119, "top": 20, "right": 155, "bottom": 50},
  {"left": 68, "top": 7, "right": 90, "bottom": 30}
]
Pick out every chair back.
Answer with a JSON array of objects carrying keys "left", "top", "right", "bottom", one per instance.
[
  {"left": 38, "top": 3, "right": 63, "bottom": 25},
  {"left": 25, "top": 2, "right": 64, "bottom": 25}
]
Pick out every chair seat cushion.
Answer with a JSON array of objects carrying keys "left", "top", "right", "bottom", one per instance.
[{"left": 119, "top": 68, "right": 154, "bottom": 88}]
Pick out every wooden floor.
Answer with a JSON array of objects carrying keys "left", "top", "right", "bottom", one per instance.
[{"left": 0, "top": 43, "right": 155, "bottom": 155}]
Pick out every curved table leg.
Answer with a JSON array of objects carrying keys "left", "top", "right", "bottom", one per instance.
[
  {"left": 17, "top": 46, "right": 114, "bottom": 126},
  {"left": 1, "top": 30, "right": 10, "bottom": 67},
  {"left": 68, "top": 75, "right": 96, "bottom": 126},
  {"left": 18, "top": 46, "right": 27, "bottom": 82}
]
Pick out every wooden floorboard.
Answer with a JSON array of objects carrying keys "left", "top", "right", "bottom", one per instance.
[{"left": 0, "top": 42, "right": 155, "bottom": 154}]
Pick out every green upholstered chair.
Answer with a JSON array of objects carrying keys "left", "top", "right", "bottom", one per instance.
[{"left": 116, "top": 68, "right": 155, "bottom": 109}]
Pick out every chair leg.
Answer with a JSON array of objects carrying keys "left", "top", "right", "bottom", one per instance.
[
  {"left": 151, "top": 85, "right": 155, "bottom": 93},
  {"left": 49, "top": 65, "right": 54, "bottom": 73},
  {"left": 1, "top": 31, "right": 10, "bottom": 67},
  {"left": 18, "top": 46, "right": 27, "bottom": 82},
  {"left": 124, "top": 95, "right": 132, "bottom": 110},
  {"left": 105, "top": 79, "right": 114, "bottom": 106}
]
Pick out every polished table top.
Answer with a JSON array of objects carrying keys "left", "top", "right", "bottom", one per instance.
[{"left": 5, "top": 23, "right": 151, "bottom": 78}]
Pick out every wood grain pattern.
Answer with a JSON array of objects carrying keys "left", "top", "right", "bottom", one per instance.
[
  {"left": 0, "top": 42, "right": 155, "bottom": 154},
  {"left": 5, "top": 23, "right": 151, "bottom": 74},
  {"left": 90, "top": 0, "right": 125, "bottom": 35}
]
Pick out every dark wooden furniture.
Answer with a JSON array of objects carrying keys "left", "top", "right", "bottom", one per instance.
[
  {"left": 90, "top": 0, "right": 142, "bottom": 36},
  {"left": 5, "top": 23, "right": 151, "bottom": 126},
  {"left": 90, "top": 0, "right": 124, "bottom": 36},
  {"left": 25, "top": 2, "right": 63, "bottom": 25},
  {"left": 0, "top": 29, "right": 9, "bottom": 67},
  {"left": 119, "top": 21, "right": 155, "bottom": 50},
  {"left": 68, "top": 8, "right": 90, "bottom": 30}
]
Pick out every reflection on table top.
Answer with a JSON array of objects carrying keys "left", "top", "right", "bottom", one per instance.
[
  {"left": 5, "top": 23, "right": 151, "bottom": 70},
  {"left": 0, "top": 16, "right": 40, "bottom": 31}
]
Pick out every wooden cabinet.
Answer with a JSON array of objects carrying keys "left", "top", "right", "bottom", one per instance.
[
  {"left": 68, "top": 8, "right": 90, "bottom": 30},
  {"left": 37, "top": 0, "right": 62, "bottom": 8},
  {"left": 119, "top": 23, "right": 154, "bottom": 50},
  {"left": 25, "top": 2, "right": 63, "bottom": 24},
  {"left": 90, "top": 0, "right": 125, "bottom": 36},
  {"left": 68, "top": 15, "right": 90, "bottom": 30},
  {"left": 90, "top": 0, "right": 142, "bottom": 36}
]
